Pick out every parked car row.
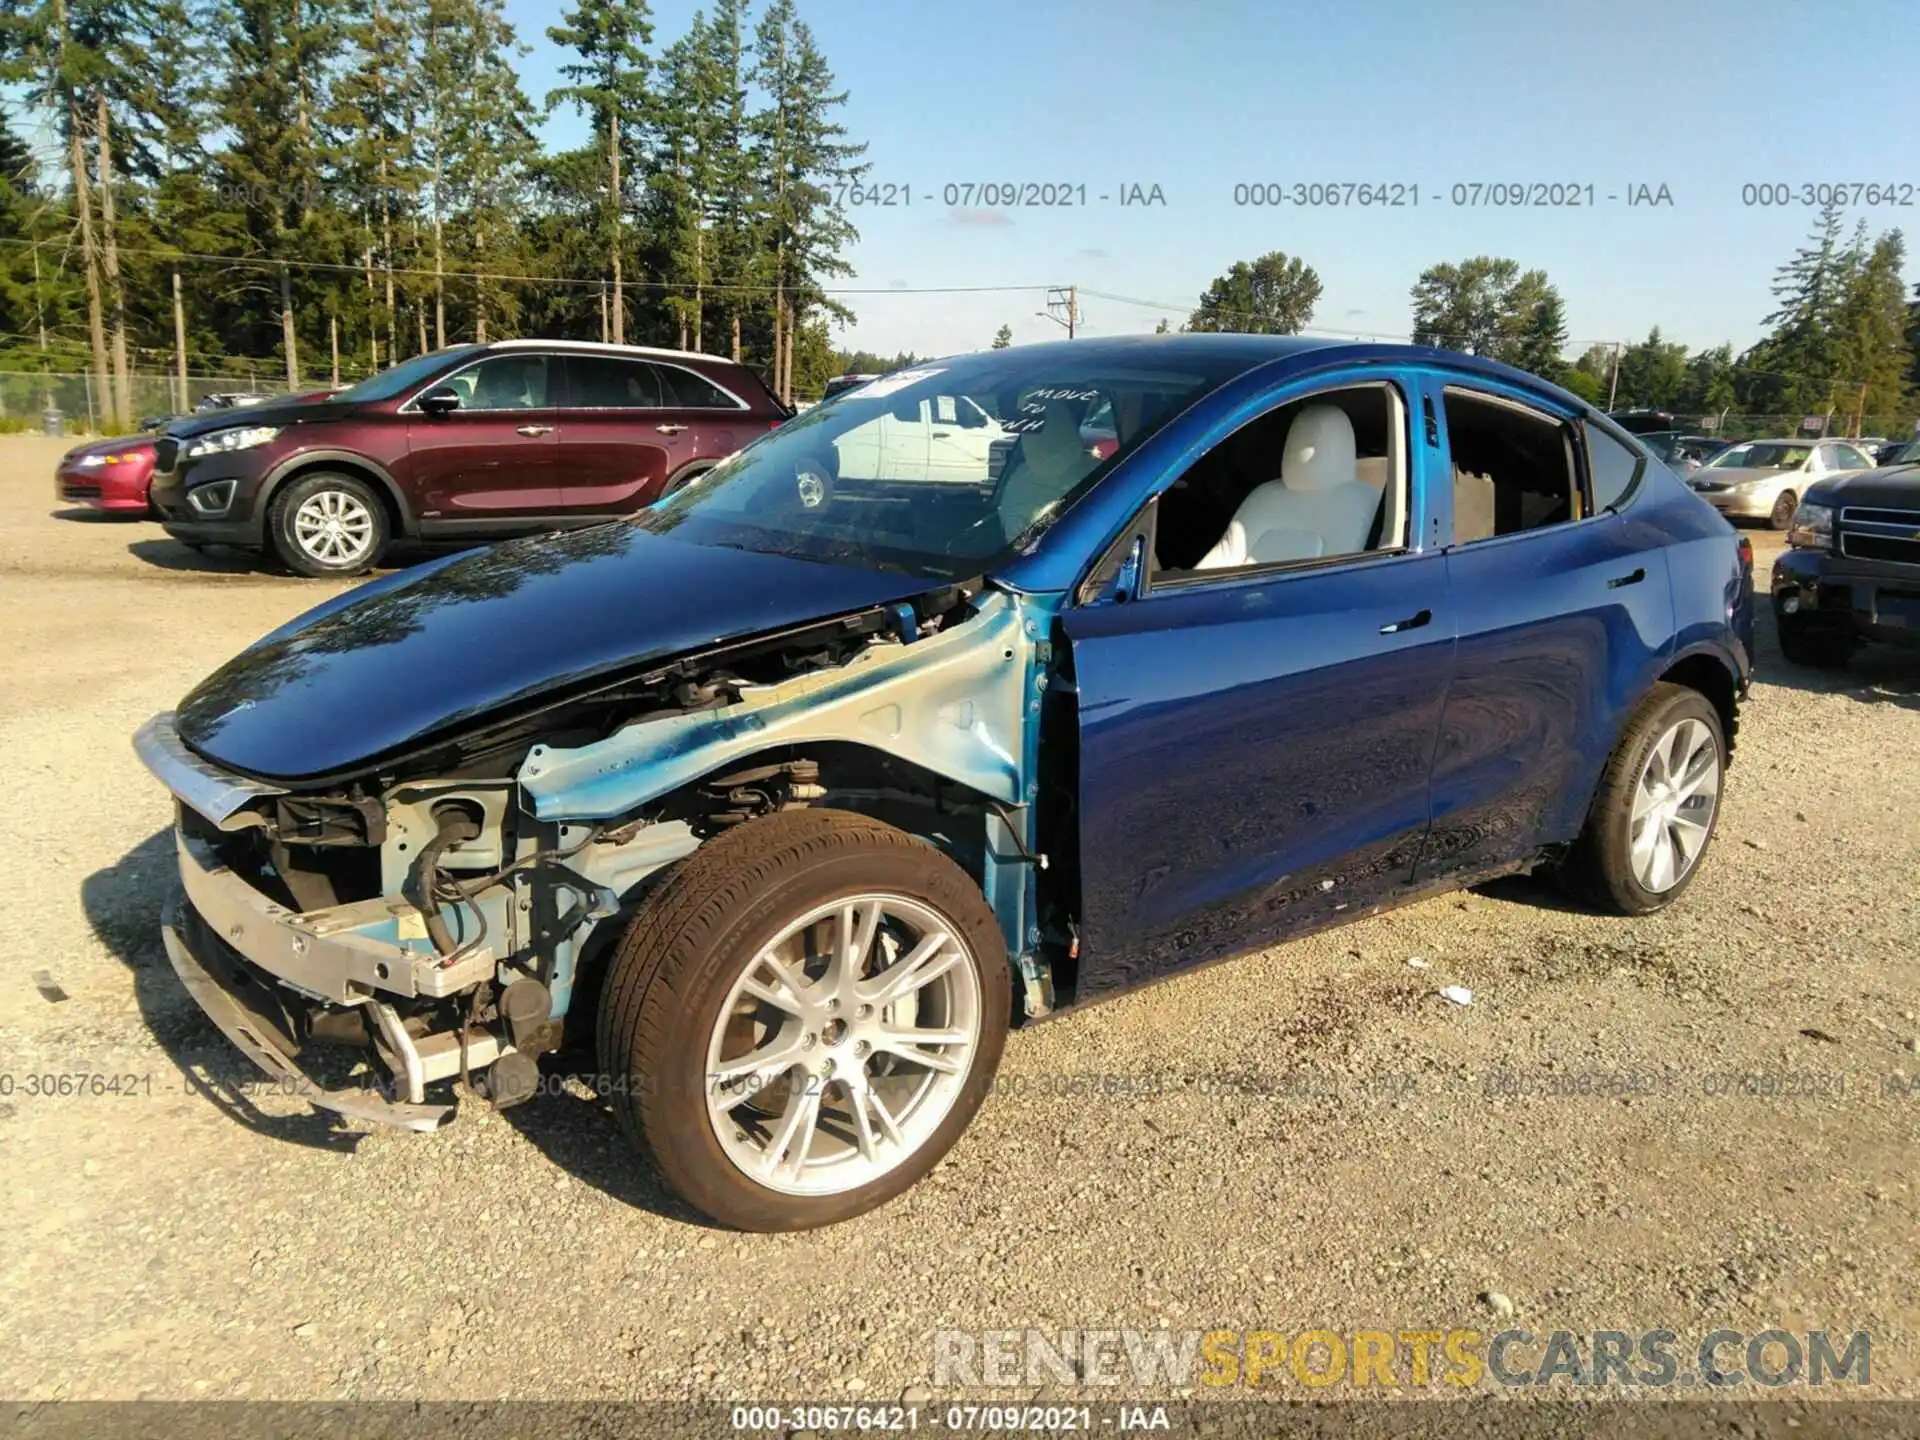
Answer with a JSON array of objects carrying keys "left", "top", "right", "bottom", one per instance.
[
  {"left": 1685, "top": 436, "right": 1881, "bottom": 529},
  {"left": 137, "top": 334, "right": 1757, "bottom": 1231},
  {"left": 54, "top": 341, "right": 795, "bottom": 575}
]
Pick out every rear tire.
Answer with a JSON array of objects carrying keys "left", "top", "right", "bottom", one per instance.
[
  {"left": 268, "top": 471, "right": 389, "bottom": 577},
  {"left": 1768, "top": 490, "right": 1798, "bottom": 530},
  {"left": 1777, "top": 618, "right": 1857, "bottom": 669},
  {"left": 1560, "top": 683, "right": 1725, "bottom": 916},
  {"left": 596, "top": 808, "right": 1010, "bottom": 1231}
]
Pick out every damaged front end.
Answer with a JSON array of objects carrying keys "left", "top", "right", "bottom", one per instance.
[{"left": 136, "top": 582, "right": 1057, "bottom": 1130}]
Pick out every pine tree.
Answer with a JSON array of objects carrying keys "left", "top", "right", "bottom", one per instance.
[
  {"left": 644, "top": 14, "right": 726, "bottom": 351},
  {"left": 703, "top": 0, "right": 758, "bottom": 361},
  {"left": 991, "top": 323, "right": 1012, "bottom": 349},
  {"left": 1760, "top": 200, "right": 1849, "bottom": 410},
  {"left": 332, "top": 0, "right": 425, "bottom": 369},
  {"left": 445, "top": 0, "right": 537, "bottom": 342},
  {"left": 547, "top": 0, "right": 653, "bottom": 345},
  {"left": 1504, "top": 270, "right": 1568, "bottom": 380},
  {"left": 750, "top": 0, "right": 867, "bottom": 402},
  {"left": 1829, "top": 230, "right": 1911, "bottom": 431}
]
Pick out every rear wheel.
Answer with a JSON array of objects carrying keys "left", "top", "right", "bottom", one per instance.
[
  {"left": 1560, "top": 683, "right": 1724, "bottom": 915},
  {"left": 268, "top": 471, "right": 389, "bottom": 577},
  {"left": 596, "top": 808, "right": 1010, "bottom": 1231},
  {"left": 1768, "top": 489, "right": 1798, "bottom": 530}
]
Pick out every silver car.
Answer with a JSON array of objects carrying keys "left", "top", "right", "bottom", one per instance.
[{"left": 1687, "top": 437, "right": 1877, "bottom": 528}]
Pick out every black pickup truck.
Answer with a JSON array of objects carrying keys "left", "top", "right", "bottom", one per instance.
[{"left": 1772, "top": 451, "right": 1920, "bottom": 667}]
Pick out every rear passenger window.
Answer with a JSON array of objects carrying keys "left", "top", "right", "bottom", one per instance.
[
  {"left": 568, "top": 356, "right": 663, "bottom": 408},
  {"left": 659, "top": 365, "right": 741, "bottom": 409},
  {"left": 1584, "top": 425, "right": 1646, "bottom": 511},
  {"left": 1443, "top": 389, "right": 1578, "bottom": 544}
]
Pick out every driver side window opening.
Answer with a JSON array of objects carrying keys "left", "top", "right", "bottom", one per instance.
[
  {"left": 1151, "top": 382, "right": 1408, "bottom": 579},
  {"left": 1443, "top": 388, "right": 1579, "bottom": 544}
]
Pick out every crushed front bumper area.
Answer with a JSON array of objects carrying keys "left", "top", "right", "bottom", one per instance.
[
  {"left": 162, "top": 887, "right": 458, "bottom": 1131},
  {"left": 157, "top": 813, "right": 519, "bottom": 1133}
]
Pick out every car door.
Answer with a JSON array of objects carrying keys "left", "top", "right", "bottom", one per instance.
[
  {"left": 876, "top": 397, "right": 932, "bottom": 480},
  {"left": 832, "top": 410, "right": 892, "bottom": 481},
  {"left": 1419, "top": 379, "right": 1674, "bottom": 886},
  {"left": 404, "top": 353, "right": 562, "bottom": 523},
  {"left": 554, "top": 355, "right": 698, "bottom": 514},
  {"left": 924, "top": 394, "right": 1001, "bottom": 483},
  {"left": 1063, "top": 374, "right": 1454, "bottom": 1000}
]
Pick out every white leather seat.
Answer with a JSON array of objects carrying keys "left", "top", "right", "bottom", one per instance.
[{"left": 1195, "top": 405, "right": 1380, "bottom": 569}]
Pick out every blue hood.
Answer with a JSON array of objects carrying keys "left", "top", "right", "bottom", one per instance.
[{"left": 176, "top": 525, "right": 942, "bottom": 781}]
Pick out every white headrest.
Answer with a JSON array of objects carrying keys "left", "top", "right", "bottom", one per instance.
[{"left": 1281, "top": 405, "right": 1358, "bottom": 493}]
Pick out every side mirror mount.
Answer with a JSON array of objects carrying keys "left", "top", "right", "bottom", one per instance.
[
  {"left": 419, "top": 386, "right": 461, "bottom": 417},
  {"left": 1084, "top": 534, "right": 1146, "bottom": 606}
]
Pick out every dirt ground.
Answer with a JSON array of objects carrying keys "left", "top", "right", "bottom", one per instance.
[{"left": 2, "top": 432, "right": 1917, "bottom": 1410}]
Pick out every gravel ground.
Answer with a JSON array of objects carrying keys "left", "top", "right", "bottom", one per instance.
[{"left": 2, "top": 434, "right": 1917, "bottom": 1410}]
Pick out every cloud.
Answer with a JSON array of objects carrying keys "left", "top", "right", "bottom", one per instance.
[
  {"left": 1344, "top": 308, "right": 1368, "bottom": 318},
  {"left": 947, "top": 208, "right": 1014, "bottom": 227},
  {"left": 1076, "top": 247, "right": 1110, "bottom": 261},
  {"left": 889, "top": 279, "right": 909, "bottom": 289}
]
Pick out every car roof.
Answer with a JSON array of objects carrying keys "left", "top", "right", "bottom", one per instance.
[
  {"left": 486, "top": 338, "right": 740, "bottom": 366},
  {"left": 924, "top": 333, "right": 1590, "bottom": 407}
]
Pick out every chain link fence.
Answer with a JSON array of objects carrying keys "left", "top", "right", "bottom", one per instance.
[{"left": 0, "top": 370, "right": 319, "bottom": 436}]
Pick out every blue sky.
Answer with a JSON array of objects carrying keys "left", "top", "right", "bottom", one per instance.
[{"left": 507, "top": 0, "right": 1920, "bottom": 358}]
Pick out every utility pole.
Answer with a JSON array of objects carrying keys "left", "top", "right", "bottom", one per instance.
[
  {"left": 1606, "top": 341, "right": 1624, "bottom": 411},
  {"left": 599, "top": 283, "right": 610, "bottom": 344},
  {"left": 171, "top": 270, "right": 188, "bottom": 414},
  {"left": 280, "top": 264, "right": 300, "bottom": 389},
  {"left": 1038, "top": 286, "right": 1080, "bottom": 339},
  {"left": 330, "top": 315, "right": 340, "bottom": 386}
]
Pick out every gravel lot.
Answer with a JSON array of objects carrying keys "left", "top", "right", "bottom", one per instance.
[{"left": 2, "top": 432, "right": 1917, "bottom": 1410}]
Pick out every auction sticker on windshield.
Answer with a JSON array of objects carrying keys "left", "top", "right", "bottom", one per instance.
[{"left": 857, "top": 367, "right": 946, "bottom": 397}]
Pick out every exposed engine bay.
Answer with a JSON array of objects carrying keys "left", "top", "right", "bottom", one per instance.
[{"left": 139, "top": 581, "right": 1072, "bottom": 1127}]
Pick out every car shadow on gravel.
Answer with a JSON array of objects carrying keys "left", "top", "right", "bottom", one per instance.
[
  {"left": 81, "top": 828, "right": 364, "bottom": 1153},
  {"left": 1751, "top": 602, "right": 1920, "bottom": 712},
  {"left": 497, "top": 1059, "right": 719, "bottom": 1229},
  {"left": 126, "top": 537, "right": 269, "bottom": 575},
  {"left": 51, "top": 507, "right": 147, "bottom": 523},
  {"left": 126, "top": 535, "right": 475, "bottom": 580}
]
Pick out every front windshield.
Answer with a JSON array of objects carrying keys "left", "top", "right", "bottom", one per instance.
[
  {"left": 638, "top": 350, "right": 1247, "bottom": 578},
  {"left": 1708, "top": 442, "right": 1809, "bottom": 469},
  {"left": 332, "top": 346, "right": 484, "bottom": 403}
]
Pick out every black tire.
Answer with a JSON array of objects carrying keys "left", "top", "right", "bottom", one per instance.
[
  {"left": 596, "top": 808, "right": 1011, "bottom": 1231},
  {"left": 660, "top": 465, "right": 709, "bottom": 499},
  {"left": 1559, "top": 682, "right": 1725, "bottom": 916},
  {"left": 267, "top": 471, "right": 390, "bottom": 577},
  {"left": 1768, "top": 489, "right": 1798, "bottom": 530},
  {"left": 1777, "top": 618, "right": 1857, "bottom": 669}
]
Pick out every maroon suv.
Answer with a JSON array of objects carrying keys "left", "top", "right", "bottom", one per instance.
[{"left": 148, "top": 341, "right": 789, "bottom": 576}]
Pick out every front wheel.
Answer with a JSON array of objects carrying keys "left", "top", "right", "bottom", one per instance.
[
  {"left": 1777, "top": 618, "right": 1857, "bottom": 669},
  {"left": 596, "top": 808, "right": 1010, "bottom": 1231},
  {"left": 268, "top": 471, "right": 389, "bottom": 577},
  {"left": 1768, "top": 489, "right": 1798, "bottom": 530},
  {"left": 1560, "top": 683, "right": 1725, "bottom": 915}
]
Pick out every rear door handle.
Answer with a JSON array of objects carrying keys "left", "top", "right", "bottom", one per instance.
[
  {"left": 1607, "top": 567, "right": 1647, "bottom": 589},
  {"left": 515, "top": 424, "right": 554, "bottom": 437},
  {"left": 655, "top": 423, "right": 687, "bottom": 435},
  {"left": 1379, "top": 609, "right": 1432, "bottom": 635}
]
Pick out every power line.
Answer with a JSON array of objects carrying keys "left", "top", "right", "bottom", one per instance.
[{"left": 0, "top": 237, "right": 1057, "bottom": 299}]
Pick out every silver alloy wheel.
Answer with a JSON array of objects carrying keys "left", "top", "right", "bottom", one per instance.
[
  {"left": 1629, "top": 716, "right": 1721, "bottom": 892},
  {"left": 292, "top": 488, "right": 376, "bottom": 566},
  {"left": 704, "top": 893, "right": 982, "bottom": 1197}
]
